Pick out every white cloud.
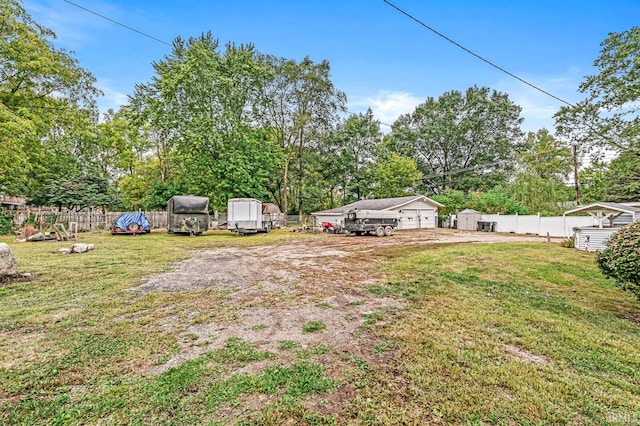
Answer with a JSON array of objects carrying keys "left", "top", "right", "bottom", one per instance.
[
  {"left": 95, "top": 79, "right": 129, "bottom": 118},
  {"left": 349, "top": 91, "right": 423, "bottom": 131},
  {"left": 493, "top": 72, "right": 583, "bottom": 134}
]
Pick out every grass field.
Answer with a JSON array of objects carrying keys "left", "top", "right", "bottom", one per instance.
[{"left": 1, "top": 230, "right": 639, "bottom": 425}]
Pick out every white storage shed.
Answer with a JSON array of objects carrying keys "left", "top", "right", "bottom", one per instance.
[{"left": 564, "top": 202, "right": 640, "bottom": 251}]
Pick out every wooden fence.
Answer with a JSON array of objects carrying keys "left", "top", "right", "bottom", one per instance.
[
  {"left": 3, "top": 209, "right": 309, "bottom": 233},
  {"left": 6, "top": 209, "right": 168, "bottom": 232}
]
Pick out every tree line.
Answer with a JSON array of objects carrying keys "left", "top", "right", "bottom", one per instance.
[{"left": 1, "top": 0, "right": 638, "bottom": 217}]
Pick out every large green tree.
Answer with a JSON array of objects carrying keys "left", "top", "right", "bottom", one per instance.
[
  {"left": 389, "top": 86, "right": 523, "bottom": 194},
  {"left": 555, "top": 27, "right": 640, "bottom": 156},
  {"left": 600, "top": 152, "right": 640, "bottom": 202},
  {"left": 511, "top": 129, "right": 574, "bottom": 214},
  {"left": 315, "top": 109, "right": 381, "bottom": 205},
  {"left": 0, "top": 0, "right": 100, "bottom": 197},
  {"left": 371, "top": 153, "right": 422, "bottom": 199},
  {"left": 259, "top": 55, "right": 345, "bottom": 217},
  {"left": 128, "top": 33, "right": 282, "bottom": 210}
]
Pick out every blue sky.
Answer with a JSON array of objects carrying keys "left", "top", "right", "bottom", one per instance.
[{"left": 24, "top": 0, "right": 640, "bottom": 134}]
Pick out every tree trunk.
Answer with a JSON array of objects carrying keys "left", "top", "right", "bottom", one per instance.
[{"left": 282, "top": 159, "right": 289, "bottom": 225}]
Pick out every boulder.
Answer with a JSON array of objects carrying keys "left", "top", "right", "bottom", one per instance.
[
  {"left": 0, "top": 243, "right": 19, "bottom": 277},
  {"left": 71, "top": 243, "right": 95, "bottom": 253}
]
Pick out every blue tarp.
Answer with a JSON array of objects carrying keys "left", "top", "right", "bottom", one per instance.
[{"left": 113, "top": 212, "right": 151, "bottom": 233}]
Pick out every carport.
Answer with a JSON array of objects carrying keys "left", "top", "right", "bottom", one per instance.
[
  {"left": 564, "top": 202, "right": 640, "bottom": 251},
  {"left": 564, "top": 202, "right": 639, "bottom": 229}
]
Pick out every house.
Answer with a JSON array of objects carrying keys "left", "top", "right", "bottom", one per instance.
[
  {"left": 311, "top": 195, "right": 443, "bottom": 230},
  {"left": 564, "top": 202, "right": 640, "bottom": 251},
  {"left": 0, "top": 195, "right": 26, "bottom": 210}
]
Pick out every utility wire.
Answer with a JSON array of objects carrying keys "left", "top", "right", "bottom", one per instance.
[
  {"left": 382, "top": 0, "right": 575, "bottom": 107},
  {"left": 345, "top": 109, "right": 392, "bottom": 128},
  {"left": 63, "top": 0, "right": 172, "bottom": 47}
]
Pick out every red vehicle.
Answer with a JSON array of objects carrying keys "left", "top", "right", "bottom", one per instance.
[{"left": 321, "top": 222, "right": 337, "bottom": 233}]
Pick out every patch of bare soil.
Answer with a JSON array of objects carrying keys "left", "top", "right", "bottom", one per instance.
[
  {"left": 0, "top": 273, "right": 35, "bottom": 286},
  {"left": 131, "top": 229, "right": 554, "bottom": 413},
  {"left": 504, "top": 344, "right": 549, "bottom": 365},
  {"left": 628, "top": 312, "right": 640, "bottom": 324}
]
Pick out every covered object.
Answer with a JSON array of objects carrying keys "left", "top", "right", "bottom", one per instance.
[
  {"left": 167, "top": 195, "right": 210, "bottom": 235},
  {"left": 111, "top": 212, "right": 151, "bottom": 235},
  {"left": 312, "top": 195, "right": 443, "bottom": 230}
]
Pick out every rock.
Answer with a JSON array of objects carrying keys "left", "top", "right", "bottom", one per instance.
[
  {"left": 27, "top": 232, "right": 45, "bottom": 242},
  {"left": 0, "top": 243, "right": 19, "bottom": 277},
  {"left": 71, "top": 243, "right": 95, "bottom": 253},
  {"left": 56, "top": 248, "right": 72, "bottom": 254}
]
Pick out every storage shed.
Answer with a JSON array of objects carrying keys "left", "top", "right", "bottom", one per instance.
[
  {"left": 574, "top": 227, "right": 619, "bottom": 252},
  {"left": 312, "top": 195, "right": 443, "bottom": 230},
  {"left": 564, "top": 202, "right": 640, "bottom": 251},
  {"left": 457, "top": 209, "right": 482, "bottom": 231}
]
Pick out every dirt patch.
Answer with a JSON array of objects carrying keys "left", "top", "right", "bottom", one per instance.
[
  {"left": 504, "top": 344, "right": 548, "bottom": 365},
  {"left": 0, "top": 273, "right": 35, "bottom": 286},
  {"left": 131, "top": 229, "right": 555, "bottom": 412}
]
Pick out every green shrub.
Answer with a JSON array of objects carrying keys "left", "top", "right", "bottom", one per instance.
[
  {"left": 0, "top": 215, "right": 13, "bottom": 235},
  {"left": 560, "top": 237, "right": 575, "bottom": 248},
  {"left": 597, "top": 221, "right": 640, "bottom": 300},
  {"left": 23, "top": 214, "right": 36, "bottom": 226}
]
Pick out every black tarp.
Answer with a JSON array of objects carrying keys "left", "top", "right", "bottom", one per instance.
[{"left": 169, "top": 196, "right": 210, "bottom": 214}]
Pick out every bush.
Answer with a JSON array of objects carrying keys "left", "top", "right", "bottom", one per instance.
[
  {"left": 596, "top": 221, "right": 640, "bottom": 300},
  {"left": 0, "top": 215, "right": 13, "bottom": 235},
  {"left": 560, "top": 237, "right": 575, "bottom": 248}
]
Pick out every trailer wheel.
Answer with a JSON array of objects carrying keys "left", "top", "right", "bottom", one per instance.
[
  {"left": 384, "top": 226, "right": 393, "bottom": 237},
  {"left": 375, "top": 226, "right": 385, "bottom": 237}
]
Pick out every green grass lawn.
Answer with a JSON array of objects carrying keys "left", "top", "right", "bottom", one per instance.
[{"left": 1, "top": 231, "right": 639, "bottom": 425}]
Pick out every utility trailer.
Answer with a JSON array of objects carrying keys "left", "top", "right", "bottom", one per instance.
[
  {"left": 343, "top": 209, "right": 397, "bottom": 237},
  {"left": 167, "top": 195, "right": 210, "bottom": 236},
  {"left": 227, "top": 198, "right": 277, "bottom": 235}
]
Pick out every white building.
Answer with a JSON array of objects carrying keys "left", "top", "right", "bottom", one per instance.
[
  {"left": 312, "top": 195, "right": 443, "bottom": 230},
  {"left": 564, "top": 202, "right": 640, "bottom": 251}
]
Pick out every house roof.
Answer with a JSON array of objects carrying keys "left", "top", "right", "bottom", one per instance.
[
  {"left": 458, "top": 208, "right": 482, "bottom": 214},
  {"left": 312, "top": 195, "right": 444, "bottom": 215},
  {"left": 564, "top": 202, "right": 640, "bottom": 216}
]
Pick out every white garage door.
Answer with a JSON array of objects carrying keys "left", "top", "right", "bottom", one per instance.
[
  {"left": 398, "top": 209, "right": 436, "bottom": 229},
  {"left": 398, "top": 209, "right": 418, "bottom": 229}
]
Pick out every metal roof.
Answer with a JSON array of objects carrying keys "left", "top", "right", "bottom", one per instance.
[
  {"left": 564, "top": 202, "right": 640, "bottom": 216},
  {"left": 458, "top": 208, "right": 482, "bottom": 214},
  {"left": 312, "top": 195, "right": 444, "bottom": 215}
]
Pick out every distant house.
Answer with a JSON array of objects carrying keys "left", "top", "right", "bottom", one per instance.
[
  {"left": 311, "top": 195, "right": 443, "bottom": 230},
  {"left": 0, "top": 195, "right": 26, "bottom": 210},
  {"left": 564, "top": 202, "right": 640, "bottom": 251}
]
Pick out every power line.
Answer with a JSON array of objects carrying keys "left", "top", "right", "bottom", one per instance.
[
  {"left": 382, "top": 0, "right": 575, "bottom": 107},
  {"left": 345, "top": 110, "right": 393, "bottom": 128},
  {"left": 62, "top": 0, "right": 172, "bottom": 47}
]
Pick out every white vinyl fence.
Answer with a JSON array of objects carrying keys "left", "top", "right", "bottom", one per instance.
[{"left": 478, "top": 213, "right": 596, "bottom": 238}]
